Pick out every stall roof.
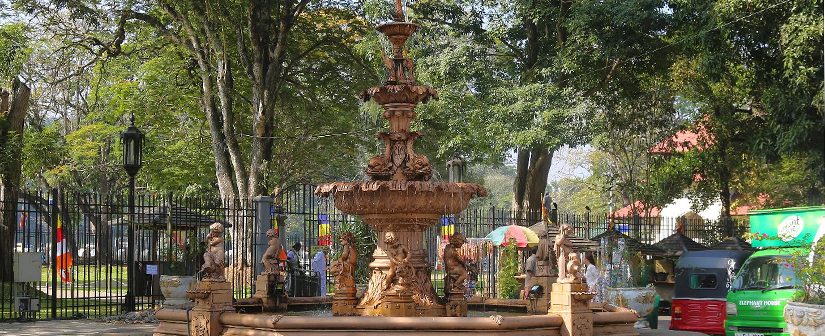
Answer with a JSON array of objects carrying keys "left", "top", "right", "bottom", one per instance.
[
  {"left": 652, "top": 232, "right": 707, "bottom": 257},
  {"left": 675, "top": 249, "right": 753, "bottom": 269},
  {"left": 589, "top": 229, "right": 665, "bottom": 256},
  {"left": 528, "top": 222, "right": 598, "bottom": 252},
  {"left": 108, "top": 204, "right": 230, "bottom": 230},
  {"left": 709, "top": 236, "right": 754, "bottom": 251}
]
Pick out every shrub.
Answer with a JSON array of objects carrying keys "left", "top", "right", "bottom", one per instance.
[
  {"left": 791, "top": 239, "right": 825, "bottom": 305},
  {"left": 497, "top": 239, "right": 520, "bottom": 299}
]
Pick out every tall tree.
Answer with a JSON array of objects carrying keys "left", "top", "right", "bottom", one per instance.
[
  {"left": 669, "top": 0, "right": 824, "bottom": 224},
  {"left": 0, "top": 23, "right": 32, "bottom": 281},
  {"left": 411, "top": 0, "right": 670, "bottom": 218}
]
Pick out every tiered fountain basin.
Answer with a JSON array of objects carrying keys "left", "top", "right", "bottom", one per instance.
[
  {"left": 316, "top": 180, "right": 486, "bottom": 317},
  {"left": 153, "top": 305, "right": 639, "bottom": 336},
  {"left": 315, "top": 181, "right": 487, "bottom": 216}
]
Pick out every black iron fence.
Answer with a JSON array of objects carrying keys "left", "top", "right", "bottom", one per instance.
[{"left": 0, "top": 184, "right": 749, "bottom": 320}]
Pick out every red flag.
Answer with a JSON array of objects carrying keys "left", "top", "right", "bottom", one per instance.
[
  {"left": 18, "top": 212, "right": 27, "bottom": 230},
  {"left": 55, "top": 215, "right": 73, "bottom": 283}
]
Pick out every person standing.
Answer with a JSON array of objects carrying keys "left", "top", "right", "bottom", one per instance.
[
  {"left": 286, "top": 242, "right": 302, "bottom": 295},
  {"left": 584, "top": 254, "right": 600, "bottom": 293},
  {"left": 287, "top": 242, "right": 302, "bottom": 270},
  {"left": 524, "top": 247, "right": 537, "bottom": 299},
  {"left": 311, "top": 248, "right": 327, "bottom": 296}
]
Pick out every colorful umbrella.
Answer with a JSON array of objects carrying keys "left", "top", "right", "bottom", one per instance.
[{"left": 484, "top": 225, "right": 540, "bottom": 247}]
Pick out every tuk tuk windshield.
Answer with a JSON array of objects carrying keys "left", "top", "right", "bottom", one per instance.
[{"left": 731, "top": 255, "right": 799, "bottom": 291}]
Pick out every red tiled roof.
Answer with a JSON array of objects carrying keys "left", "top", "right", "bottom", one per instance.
[
  {"left": 649, "top": 124, "right": 714, "bottom": 154},
  {"left": 611, "top": 201, "right": 661, "bottom": 218}
]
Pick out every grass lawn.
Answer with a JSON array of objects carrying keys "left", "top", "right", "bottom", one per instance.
[
  {"left": 0, "top": 282, "right": 125, "bottom": 320},
  {"left": 40, "top": 265, "right": 128, "bottom": 289}
]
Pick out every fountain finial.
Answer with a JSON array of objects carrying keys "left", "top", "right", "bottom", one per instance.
[{"left": 394, "top": 0, "right": 405, "bottom": 22}]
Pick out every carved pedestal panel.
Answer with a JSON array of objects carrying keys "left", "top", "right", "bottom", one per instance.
[
  {"left": 354, "top": 214, "right": 443, "bottom": 317},
  {"left": 332, "top": 296, "right": 358, "bottom": 316},
  {"left": 526, "top": 275, "right": 557, "bottom": 314},
  {"left": 253, "top": 273, "right": 287, "bottom": 311},
  {"left": 186, "top": 281, "right": 234, "bottom": 336},
  {"left": 549, "top": 283, "right": 594, "bottom": 336},
  {"left": 445, "top": 291, "right": 468, "bottom": 317}
]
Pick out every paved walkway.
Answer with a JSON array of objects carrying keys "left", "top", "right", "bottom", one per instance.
[
  {"left": 0, "top": 316, "right": 709, "bottom": 336},
  {"left": 0, "top": 320, "right": 155, "bottom": 336},
  {"left": 638, "top": 316, "right": 708, "bottom": 336}
]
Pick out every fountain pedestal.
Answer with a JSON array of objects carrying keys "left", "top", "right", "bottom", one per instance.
[
  {"left": 445, "top": 290, "right": 468, "bottom": 317},
  {"left": 331, "top": 291, "right": 358, "bottom": 316},
  {"left": 253, "top": 273, "right": 287, "bottom": 311},
  {"left": 186, "top": 280, "right": 234, "bottom": 336},
  {"left": 549, "top": 283, "right": 595, "bottom": 336}
]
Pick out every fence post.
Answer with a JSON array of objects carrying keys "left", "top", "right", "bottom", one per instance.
[
  {"left": 253, "top": 196, "right": 273, "bottom": 277},
  {"left": 49, "top": 188, "right": 57, "bottom": 319}
]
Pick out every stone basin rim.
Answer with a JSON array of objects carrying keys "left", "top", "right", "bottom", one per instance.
[{"left": 314, "top": 180, "right": 488, "bottom": 197}]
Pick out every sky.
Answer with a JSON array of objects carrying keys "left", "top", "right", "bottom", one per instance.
[{"left": 504, "top": 145, "right": 594, "bottom": 182}]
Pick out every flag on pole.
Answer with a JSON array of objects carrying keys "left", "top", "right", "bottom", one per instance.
[
  {"left": 55, "top": 215, "right": 73, "bottom": 283},
  {"left": 317, "top": 214, "right": 331, "bottom": 246},
  {"left": 441, "top": 216, "right": 455, "bottom": 241},
  {"left": 18, "top": 212, "right": 28, "bottom": 230}
]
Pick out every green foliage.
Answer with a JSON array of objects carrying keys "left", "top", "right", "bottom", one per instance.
[
  {"left": 0, "top": 23, "right": 30, "bottom": 84},
  {"left": 164, "top": 230, "right": 205, "bottom": 276},
  {"left": 496, "top": 240, "right": 520, "bottom": 299},
  {"left": 791, "top": 240, "right": 825, "bottom": 305},
  {"left": 332, "top": 219, "right": 377, "bottom": 284}
]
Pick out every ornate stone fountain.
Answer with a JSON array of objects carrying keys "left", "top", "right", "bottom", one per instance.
[
  {"left": 314, "top": 3, "right": 486, "bottom": 317},
  {"left": 153, "top": 2, "right": 643, "bottom": 335}
]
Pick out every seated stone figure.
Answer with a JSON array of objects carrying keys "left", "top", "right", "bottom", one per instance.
[
  {"left": 444, "top": 233, "right": 469, "bottom": 294},
  {"left": 201, "top": 223, "right": 226, "bottom": 281}
]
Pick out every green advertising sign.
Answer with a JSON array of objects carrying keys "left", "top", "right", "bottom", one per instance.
[{"left": 748, "top": 206, "right": 825, "bottom": 248}]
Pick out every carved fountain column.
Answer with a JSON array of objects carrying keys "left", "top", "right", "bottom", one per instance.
[{"left": 316, "top": 15, "right": 486, "bottom": 317}]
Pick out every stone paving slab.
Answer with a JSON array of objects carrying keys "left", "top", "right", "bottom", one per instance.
[
  {"left": 0, "top": 320, "right": 156, "bottom": 336},
  {"left": 0, "top": 316, "right": 709, "bottom": 336}
]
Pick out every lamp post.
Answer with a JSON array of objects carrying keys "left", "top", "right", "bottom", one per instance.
[
  {"left": 121, "top": 113, "right": 143, "bottom": 312},
  {"left": 446, "top": 155, "right": 465, "bottom": 183}
]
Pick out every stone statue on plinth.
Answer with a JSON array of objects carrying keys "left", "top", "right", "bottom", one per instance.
[
  {"left": 444, "top": 233, "right": 469, "bottom": 316},
  {"left": 444, "top": 233, "right": 468, "bottom": 294},
  {"left": 261, "top": 229, "right": 283, "bottom": 275},
  {"left": 331, "top": 232, "right": 358, "bottom": 293},
  {"left": 536, "top": 228, "right": 554, "bottom": 276},
  {"left": 201, "top": 223, "right": 226, "bottom": 282},
  {"left": 554, "top": 223, "right": 580, "bottom": 284}
]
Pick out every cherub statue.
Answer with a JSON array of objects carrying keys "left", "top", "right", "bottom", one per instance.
[
  {"left": 554, "top": 223, "right": 575, "bottom": 283},
  {"left": 565, "top": 252, "right": 582, "bottom": 283},
  {"left": 201, "top": 223, "right": 226, "bottom": 281},
  {"left": 444, "top": 233, "right": 469, "bottom": 294},
  {"left": 383, "top": 231, "right": 413, "bottom": 292},
  {"left": 331, "top": 232, "right": 358, "bottom": 293},
  {"left": 261, "top": 229, "right": 282, "bottom": 275}
]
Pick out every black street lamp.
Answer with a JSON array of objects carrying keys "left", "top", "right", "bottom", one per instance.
[{"left": 121, "top": 113, "right": 143, "bottom": 312}]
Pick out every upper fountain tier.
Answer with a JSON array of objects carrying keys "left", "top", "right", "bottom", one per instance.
[{"left": 316, "top": 12, "right": 486, "bottom": 216}]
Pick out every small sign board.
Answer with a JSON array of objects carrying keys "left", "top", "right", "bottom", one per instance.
[{"left": 146, "top": 264, "right": 159, "bottom": 275}]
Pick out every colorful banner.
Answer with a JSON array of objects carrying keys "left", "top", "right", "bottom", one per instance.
[
  {"left": 55, "top": 215, "right": 73, "bottom": 283},
  {"left": 317, "top": 214, "right": 331, "bottom": 246},
  {"left": 441, "top": 216, "right": 455, "bottom": 241}
]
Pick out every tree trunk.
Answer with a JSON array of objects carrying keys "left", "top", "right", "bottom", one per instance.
[
  {"left": 718, "top": 140, "right": 733, "bottom": 236},
  {"left": 512, "top": 149, "right": 530, "bottom": 217},
  {"left": 524, "top": 148, "right": 554, "bottom": 224},
  {"left": 513, "top": 147, "right": 554, "bottom": 223},
  {"left": 0, "top": 79, "right": 30, "bottom": 282}
]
